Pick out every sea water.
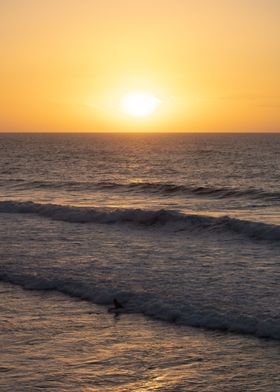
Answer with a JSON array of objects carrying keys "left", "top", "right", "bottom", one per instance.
[{"left": 0, "top": 133, "right": 279, "bottom": 391}]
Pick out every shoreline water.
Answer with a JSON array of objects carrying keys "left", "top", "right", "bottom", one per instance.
[
  {"left": 1, "top": 133, "right": 279, "bottom": 391},
  {"left": 1, "top": 211, "right": 279, "bottom": 342},
  {"left": 1, "top": 282, "right": 280, "bottom": 392}
]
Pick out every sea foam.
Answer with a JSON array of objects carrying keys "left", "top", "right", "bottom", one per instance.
[
  {"left": 1, "top": 272, "right": 279, "bottom": 340},
  {"left": 0, "top": 200, "right": 279, "bottom": 242}
]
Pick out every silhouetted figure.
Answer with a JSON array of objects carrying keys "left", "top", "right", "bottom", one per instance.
[{"left": 113, "top": 298, "right": 123, "bottom": 309}]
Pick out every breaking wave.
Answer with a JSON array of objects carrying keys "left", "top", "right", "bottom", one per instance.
[
  {"left": 0, "top": 200, "right": 279, "bottom": 242},
  {"left": 1, "top": 272, "right": 279, "bottom": 340}
]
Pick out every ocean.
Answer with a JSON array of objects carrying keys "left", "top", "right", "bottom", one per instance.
[{"left": 1, "top": 133, "right": 279, "bottom": 391}]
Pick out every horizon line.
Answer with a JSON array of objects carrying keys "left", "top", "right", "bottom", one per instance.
[{"left": 0, "top": 131, "right": 280, "bottom": 134}]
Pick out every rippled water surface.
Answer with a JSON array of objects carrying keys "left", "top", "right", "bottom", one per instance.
[
  {"left": 0, "top": 133, "right": 279, "bottom": 390},
  {"left": 1, "top": 133, "right": 279, "bottom": 222},
  {"left": 1, "top": 283, "right": 280, "bottom": 392}
]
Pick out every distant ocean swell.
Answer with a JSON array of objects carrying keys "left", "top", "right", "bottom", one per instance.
[
  {"left": 1, "top": 179, "right": 280, "bottom": 202},
  {"left": 0, "top": 200, "right": 279, "bottom": 242},
  {"left": 1, "top": 272, "right": 279, "bottom": 340}
]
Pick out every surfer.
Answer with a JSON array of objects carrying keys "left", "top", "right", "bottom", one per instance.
[
  {"left": 108, "top": 298, "right": 124, "bottom": 316},
  {"left": 108, "top": 298, "right": 124, "bottom": 315},
  {"left": 113, "top": 298, "right": 123, "bottom": 309}
]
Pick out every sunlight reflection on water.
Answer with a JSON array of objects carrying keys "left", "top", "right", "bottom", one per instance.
[{"left": 1, "top": 283, "right": 280, "bottom": 391}]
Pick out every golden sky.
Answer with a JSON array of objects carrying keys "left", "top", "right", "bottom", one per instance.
[{"left": 1, "top": 0, "right": 279, "bottom": 132}]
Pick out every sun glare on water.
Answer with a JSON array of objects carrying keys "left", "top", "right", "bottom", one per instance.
[{"left": 121, "top": 92, "right": 161, "bottom": 117}]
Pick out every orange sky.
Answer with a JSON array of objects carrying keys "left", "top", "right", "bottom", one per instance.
[{"left": 1, "top": 0, "right": 279, "bottom": 132}]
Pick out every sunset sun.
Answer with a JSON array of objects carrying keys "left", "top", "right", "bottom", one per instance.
[
  {"left": 1, "top": 1, "right": 280, "bottom": 390},
  {"left": 121, "top": 92, "right": 161, "bottom": 117}
]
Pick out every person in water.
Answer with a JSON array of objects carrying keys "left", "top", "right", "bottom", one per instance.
[{"left": 113, "top": 298, "right": 123, "bottom": 309}]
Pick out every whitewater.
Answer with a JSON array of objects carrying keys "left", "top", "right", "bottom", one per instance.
[{"left": 1, "top": 133, "right": 280, "bottom": 391}]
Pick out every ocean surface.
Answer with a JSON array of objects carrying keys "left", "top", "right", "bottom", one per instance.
[{"left": 1, "top": 133, "right": 280, "bottom": 391}]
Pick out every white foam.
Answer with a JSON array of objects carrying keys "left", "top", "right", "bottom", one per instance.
[
  {"left": 1, "top": 272, "right": 279, "bottom": 340},
  {"left": 0, "top": 200, "right": 279, "bottom": 242}
]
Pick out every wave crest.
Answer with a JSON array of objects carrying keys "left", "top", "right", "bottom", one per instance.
[
  {"left": 1, "top": 272, "right": 279, "bottom": 340},
  {"left": 0, "top": 200, "right": 279, "bottom": 242},
  {"left": 2, "top": 179, "right": 280, "bottom": 202}
]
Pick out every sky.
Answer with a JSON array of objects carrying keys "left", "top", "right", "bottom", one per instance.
[{"left": 0, "top": 0, "right": 279, "bottom": 132}]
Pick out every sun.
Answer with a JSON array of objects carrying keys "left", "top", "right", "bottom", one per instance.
[{"left": 121, "top": 92, "right": 161, "bottom": 117}]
